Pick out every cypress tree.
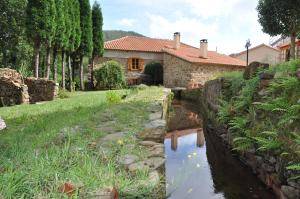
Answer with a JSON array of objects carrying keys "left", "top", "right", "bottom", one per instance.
[
  {"left": 78, "top": 0, "right": 93, "bottom": 90},
  {"left": 91, "top": 2, "right": 104, "bottom": 88},
  {"left": 26, "top": 0, "right": 56, "bottom": 78},
  {"left": 52, "top": 0, "right": 66, "bottom": 83},
  {"left": 66, "top": 0, "right": 81, "bottom": 91}
]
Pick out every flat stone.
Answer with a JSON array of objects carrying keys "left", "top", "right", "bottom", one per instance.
[
  {"left": 282, "top": 185, "right": 300, "bottom": 199},
  {"left": 0, "top": 117, "right": 6, "bottom": 131},
  {"left": 149, "top": 112, "right": 162, "bottom": 121},
  {"left": 98, "top": 132, "right": 126, "bottom": 144},
  {"left": 148, "top": 146, "right": 164, "bottom": 157},
  {"left": 117, "top": 154, "right": 139, "bottom": 167},
  {"left": 128, "top": 161, "right": 150, "bottom": 173},
  {"left": 144, "top": 119, "right": 166, "bottom": 129},
  {"left": 139, "top": 141, "right": 161, "bottom": 147},
  {"left": 137, "top": 128, "right": 165, "bottom": 142},
  {"left": 88, "top": 187, "right": 118, "bottom": 199},
  {"left": 145, "top": 157, "right": 165, "bottom": 170}
]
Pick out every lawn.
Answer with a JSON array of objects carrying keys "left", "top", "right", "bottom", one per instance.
[{"left": 0, "top": 86, "right": 165, "bottom": 198}]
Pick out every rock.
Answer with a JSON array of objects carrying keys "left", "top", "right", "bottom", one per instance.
[
  {"left": 137, "top": 128, "right": 165, "bottom": 142},
  {"left": 0, "top": 117, "right": 6, "bottom": 131},
  {"left": 139, "top": 141, "right": 159, "bottom": 147},
  {"left": 243, "top": 62, "right": 269, "bottom": 80},
  {"left": 139, "top": 171, "right": 160, "bottom": 188},
  {"left": 268, "top": 156, "right": 277, "bottom": 165},
  {"left": 259, "top": 72, "right": 275, "bottom": 80},
  {"left": 148, "top": 145, "right": 164, "bottom": 157},
  {"left": 98, "top": 132, "right": 126, "bottom": 145},
  {"left": 128, "top": 161, "right": 150, "bottom": 173},
  {"left": 144, "top": 119, "right": 166, "bottom": 129},
  {"left": 117, "top": 154, "right": 139, "bottom": 168},
  {"left": 149, "top": 112, "right": 162, "bottom": 121},
  {"left": 262, "top": 163, "right": 275, "bottom": 173},
  {"left": 288, "top": 180, "right": 300, "bottom": 190},
  {"left": 282, "top": 185, "right": 300, "bottom": 199}
]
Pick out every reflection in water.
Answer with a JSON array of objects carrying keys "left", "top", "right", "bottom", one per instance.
[{"left": 165, "top": 101, "right": 275, "bottom": 199}]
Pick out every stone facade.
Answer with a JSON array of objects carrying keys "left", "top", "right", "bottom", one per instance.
[
  {"left": 0, "top": 68, "right": 29, "bottom": 106},
  {"left": 24, "top": 78, "right": 57, "bottom": 103},
  {"left": 163, "top": 53, "right": 243, "bottom": 89}
]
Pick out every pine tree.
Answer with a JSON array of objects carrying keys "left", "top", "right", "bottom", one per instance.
[
  {"left": 90, "top": 2, "right": 104, "bottom": 88},
  {"left": 78, "top": 0, "right": 93, "bottom": 90},
  {"left": 26, "top": 0, "right": 56, "bottom": 78}
]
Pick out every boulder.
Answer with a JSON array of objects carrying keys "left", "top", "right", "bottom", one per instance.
[
  {"left": 0, "top": 117, "right": 6, "bottom": 131},
  {"left": 243, "top": 62, "right": 269, "bottom": 80},
  {"left": 259, "top": 72, "right": 275, "bottom": 80},
  {"left": 282, "top": 185, "right": 300, "bottom": 199}
]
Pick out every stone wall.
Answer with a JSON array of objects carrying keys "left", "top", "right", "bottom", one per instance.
[
  {"left": 163, "top": 53, "right": 243, "bottom": 88},
  {"left": 201, "top": 78, "right": 300, "bottom": 199},
  {"left": 24, "top": 78, "right": 57, "bottom": 103},
  {"left": 0, "top": 68, "right": 29, "bottom": 106}
]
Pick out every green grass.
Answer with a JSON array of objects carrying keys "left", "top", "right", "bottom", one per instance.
[{"left": 0, "top": 87, "right": 165, "bottom": 198}]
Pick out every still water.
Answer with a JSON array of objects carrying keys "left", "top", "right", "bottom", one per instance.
[{"left": 164, "top": 100, "right": 275, "bottom": 199}]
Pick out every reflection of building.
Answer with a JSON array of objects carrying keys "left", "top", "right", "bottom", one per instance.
[{"left": 166, "top": 128, "right": 205, "bottom": 151}]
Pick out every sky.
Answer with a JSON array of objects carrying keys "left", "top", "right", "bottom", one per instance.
[{"left": 90, "top": 0, "right": 272, "bottom": 55}]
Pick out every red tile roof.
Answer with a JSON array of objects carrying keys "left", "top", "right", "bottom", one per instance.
[{"left": 105, "top": 36, "right": 246, "bottom": 67}]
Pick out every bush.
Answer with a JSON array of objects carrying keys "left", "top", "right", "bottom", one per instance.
[
  {"left": 144, "top": 62, "right": 163, "bottom": 85},
  {"left": 106, "top": 91, "right": 122, "bottom": 103},
  {"left": 58, "top": 89, "right": 70, "bottom": 99},
  {"left": 94, "top": 61, "right": 126, "bottom": 90}
]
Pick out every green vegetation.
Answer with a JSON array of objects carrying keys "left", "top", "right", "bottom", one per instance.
[
  {"left": 103, "top": 30, "right": 144, "bottom": 41},
  {"left": 0, "top": 87, "right": 164, "bottom": 198},
  {"left": 144, "top": 62, "right": 164, "bottom": 85},
  {"left": 257, "top": 0, "right": 300, "bottom": 59},
  {"left": 217, "top": 60, "right": 300, "bottom": 176},
  {"left": 94, "top": 60, "right": 126, "bottom": 90}
]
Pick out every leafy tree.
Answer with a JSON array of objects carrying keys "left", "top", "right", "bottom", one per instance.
[
  {"left": 144, "top": 62, "right": 164, "bottom": 85},
  {"left": 26, "top": 0, "right": 56, "bottom": 78},
  {"left": 91, "top": 2, "right": 104, "bottom": 88},
  {"left": 257, "top": 0, "right": 300, "bottom": 59},
  {"left": 78, "top": 0, "right": 93, "bottom": 90}
]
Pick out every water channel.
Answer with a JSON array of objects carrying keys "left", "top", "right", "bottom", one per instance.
[{"left": 164, "top": 100, "right": 275, "bottom": 199}]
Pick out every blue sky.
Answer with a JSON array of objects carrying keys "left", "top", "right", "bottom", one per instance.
[{"left": 90, "top": 0, "right": 271, "bottom": 54}]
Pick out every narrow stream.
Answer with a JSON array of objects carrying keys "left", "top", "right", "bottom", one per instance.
[{"left": 164, "top": 100, "right": 275, "bottom": 199}]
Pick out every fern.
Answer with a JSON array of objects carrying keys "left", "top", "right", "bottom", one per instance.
[
  {"left": 233, "top": 137, "right": 254, "bottom": 151},
  {"left": 228, "top": 116, "right": 248, "bottom": 132},
  {"left": 254, "top": 131, "right": 282, "bottom": 152},
  {"left": 286, "top": 164, "right": 300, "bottom": 180}
]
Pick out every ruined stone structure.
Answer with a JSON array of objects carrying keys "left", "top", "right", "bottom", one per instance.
[
  {"left": 24, "top": 78, "right": 56, "bottom": 103},
  {"left": 0, "top": 68, "right": 57, "bottom": 106},
  {"left": 0, "top": 68, "right": 29, "bottom": 106}
]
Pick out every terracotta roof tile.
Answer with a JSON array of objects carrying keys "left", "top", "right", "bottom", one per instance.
[{"left": 105, "top": 36, "right": 246, "bottom": 67}]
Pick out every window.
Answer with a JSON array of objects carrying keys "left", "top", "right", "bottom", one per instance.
[
  {"left": 128, "top": 58, "right": 144, "bottom": 71},
  {"left": 132, "top": 58, "right": 140, "bottom": 70}
]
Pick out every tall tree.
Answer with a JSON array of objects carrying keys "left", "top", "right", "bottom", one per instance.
[
  {"left": 26, "top": 0, "right": 56, "bottom": 78},
  {"left": 257, "top": 0, "right": 300, "bottom": 59},
  {"left": 66, "top": 0, "right": 81, "bottom": 91},
  {"left": 78, "top": 0, "right": 93, "bottom": 90},
  {"left": 90, "top": 2, "right": 104, "bottom": 88},
  {"left": 44, "top": 0, "right": 56, "bottom": 79},
  {"left": 52, "top": 0, "right": 66, "bottom": 83}
]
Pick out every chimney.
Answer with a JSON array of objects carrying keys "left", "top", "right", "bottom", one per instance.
[
  {"left": 200, "top": 39, "right": 208, "bottom": 58},
  {"left": 173, "top": 32, "right": 181, "bottom": 49}
]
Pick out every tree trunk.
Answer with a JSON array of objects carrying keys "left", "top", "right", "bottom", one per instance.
[
  {"left": 53, "top": 47, "right": 58, "bottom": 83},
  {"left": 90, "top": 57, "right": 95, "bottom": 89},
  {"left": 72, "top": 54, "right": 76, "bottom": 81},
  {"left": 290, "top": 32, "right": 296, "bottom": 60},
  {"left": 80, "top": 55, "right": 84, "bottom": 90},
  {"left": 67, "top": 53, "right": 73, "bottom": 92},
  {"left": 34, "top": 41, "right": 41, "bottom": 78},
  {"left": 61, "top": 50, "right": 66, "bottom": 90},
  {"left": 45, "top": 47, "right": 51, "bottom": 79},
  {"left": 2, "top": 50, "right": 7, "bottom": 66}
]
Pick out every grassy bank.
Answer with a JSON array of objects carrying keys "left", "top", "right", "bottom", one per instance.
[
  {"left": 0, "top": 87, "right": 164, "bottom": 198},
  {"left": 217, "top": 60, "right": 300, "bottom": 178}
]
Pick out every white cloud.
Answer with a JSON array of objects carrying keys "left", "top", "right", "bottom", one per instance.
[{"left": 116, "top": 18, "right": 136, "bottom": 27}]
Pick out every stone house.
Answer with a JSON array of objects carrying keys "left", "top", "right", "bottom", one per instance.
[
  {"left": 230, "top": 44, "right": 280, "bottom": 65},
  {"left": 278, "top": 39, "right": 300, "bottom": 62},
  {"left": 97, "top": 33, "right": 245, "bottom": 88}
]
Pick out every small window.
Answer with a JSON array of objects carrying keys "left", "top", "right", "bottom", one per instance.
[{"left": 132, "top": 58, "right": 140, "bottom": 70}]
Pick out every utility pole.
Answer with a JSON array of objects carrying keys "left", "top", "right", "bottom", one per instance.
[{"left": 245, "top": 39, "right": 251, "bottom": 66}]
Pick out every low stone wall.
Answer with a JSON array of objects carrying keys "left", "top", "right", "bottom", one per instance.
[
  {"left": 24, "top": 78, "right": 57, "bottom": 103},
  {"left": 201, "top": 79, "right": 300, "bottom": 199},
  {"left": 0, "top": 68, "right": 29, "bottom": 106}
]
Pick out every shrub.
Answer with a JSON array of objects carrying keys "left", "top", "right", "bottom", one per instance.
[
  {"left": 58, "top": 89, "right": 70, "bottom": 99},
  {"left": 106, "top": 91, "right": 122, "bottom": 103},
  {"left": 94, "top": 61, "right": 126, "bottom": 89},
  {"left": 144, "top": 62, "right": 163, "bottom": 85}
]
